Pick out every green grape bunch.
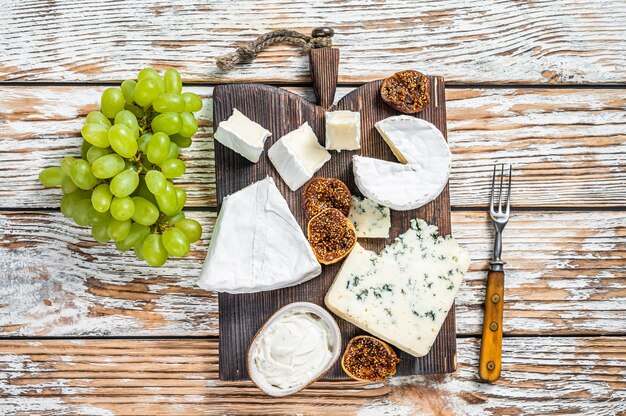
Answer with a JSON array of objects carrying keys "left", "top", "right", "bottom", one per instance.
[{"left": 39, "top": 68, "right": 203, "bottom": 267}]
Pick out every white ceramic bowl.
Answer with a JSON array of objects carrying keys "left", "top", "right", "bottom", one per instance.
[{"left": 247, "top": 302, "right": 342, "bottom": 397}]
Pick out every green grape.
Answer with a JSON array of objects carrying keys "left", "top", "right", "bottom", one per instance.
[
  {"left": 170, "top": 134, "right": 192, "bottom": 148},
  {"left": 164, "top": 69, "right": 182, "bottom": 94},
  {"left": 138, "top": 68, "right": 160, "bottom": 82},
  {"left": 131, "top": 197, "right": 159, "bottom": 226},
  {"left": 176, "top": 218, "right": 202, "bottom": 242},
  {"left": 90, "top": 209, "right": 110, "bottom": 225},
  {"left": 91, "top": 183, "right": 113, "bottom": 213},
  {"left": 178, "top": 112, "right": 198, "bottom": 137},
  {"left": 159, "top": 158, "right": 186, "bottom": 178},
  {"left": 134, "top": 240, "right": 146, "bottom": 260},
  {"left": 182, "top": 92, "right": 203, "bottom": 112},
  {"left": 60, "top": 156, "right": 76, "bottom": 176},
  {"left": 174, "top": 187, "right": 186, "bottom": 212},
  {"left": 165, "top": 142, "right": 179, "bottom": 160},
  {"left": 81, "top": 123, "right": 110, "bottom": 148},
  {"left": 145, "top": 170, "right": 166, "bottom": 195},
  {"left": 151, "top": 112, "right": 181, "bottom": 136},
  {"left": 162, "top": 227, "right": 190, "bottom": 257},
  {"left": 91, "top": 153, "right": 125, "bottom": 179},
  {"left": 114, "top": 110, "right": 140, "bottom": 136},
  {"left": 107, "top": 218, "right": 131, "bottom": 241},
  {"left": 124, "top": 103, "right": 144, "bottom": 119},
  {"left": 110, "top": 196, "right": 135, "bottom": 221},
  {"left": 110, "top": 169, "right": 139, "bottom": 197},
  {"left": 91, "top": 222, "right": 111, "bottom": 243},
  {"left": 146, "top": 132, "right": 170, "bottom": 164},
  {"left": 138, "top": 133, "right": 152, "bottom": 153},
  {"left": 101, "top": 88, "right": 125, "bottom": 118},
  {"left": 70, "top": 159, "right": 98, "bottom": 190},
  {"left": 86, "top": 146, "right": 111, "bottom": 164},
  {"left": 142, "top": 233, "right": 168, "bottom": 266},
  {"left": 61, "top": 175, "right": 78, "bottom": 194},
  {"left": 116, "top": 223, "right": 150, "bottom": 252},
  {"left": 164, "top": 211, "right": 185, "bottom": 225},
  {"left": 39, "top": 166, "right": 64, "bottom": 187},
  {"left": 134, "top": 78, "right": 160, "bottom": 107},
  {"left": 121, "top": 79, "right": 137, "bottom": 104},
  {"left": 81, "top": 140, "right": 92, "bottom": 159},
  {"left": 156, "top": 182, "right": 179, "bottom": 215},
  {"left": 108, "top": 124, "right": 138, "bottom": 158},
  {"left": 152, "top": 93, "right": 185, "bottom": 113},
  {"left": 61, "top": 190, "right": 90, "bottom": 218},
  {"left": 86, "top": 111, "right": 112, "bottom": 127},
  {"left": 135, "top": 178, "right": 158, "bottom": 205},
  {"left": 74, "top": 199, "right": 95, "bottom": 226}
]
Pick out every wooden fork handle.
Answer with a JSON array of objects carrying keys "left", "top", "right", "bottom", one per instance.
[{"left": 479, "top": 269, "right": 504, "bottom": 382}]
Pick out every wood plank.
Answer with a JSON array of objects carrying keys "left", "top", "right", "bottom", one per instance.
[
  {"left": 1, "top": 1, "right": 625, "bottom": 84},
  {"left": 1, "top": 337, "right": 624, "bottom": 415},
  {"left": 1, "top": 210, "right": 624, "bottom": 337},
  {"left": 213, "top": 76, "right": 454, "bottom": 379},
  {"left": 2, "top": 86, "right": 626, "bottom": 209}
]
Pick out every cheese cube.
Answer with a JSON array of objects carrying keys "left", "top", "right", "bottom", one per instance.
[
  {"left": 325, "top": 111, "right": 361, "bottom": 152},
  {"left": 348, "top": 196, "right": 391, "bottom": 238},
  {"left": 214, "top": 108, "right": 271, "bottom": 163},
  {"left": 268, "top": 122, "right": 331, "bottom": 191}
]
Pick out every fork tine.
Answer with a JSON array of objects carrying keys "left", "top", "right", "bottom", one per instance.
[
  {"left": 498, "top": 163, "right": 504, "bottom": 213},
  {"left": 505, "top": 164, "right": 512, "bottom": 215},
  {"left": 490, "top": 164, "right": 496, "bottom": 213}
]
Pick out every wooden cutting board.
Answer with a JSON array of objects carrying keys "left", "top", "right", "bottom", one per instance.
[{"left": 213, "top": 48, "right": 453, "bottom": 380}]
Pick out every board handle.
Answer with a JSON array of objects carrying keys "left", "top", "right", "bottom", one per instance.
[
  {"left": 310, "top": 47, "right": 340, "bottom": 109},
  {"left": 479, "top": 269, "right": 505, "bottom": 382}
]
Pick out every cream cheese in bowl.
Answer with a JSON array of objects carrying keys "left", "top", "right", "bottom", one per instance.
[{"left": 248, "top": 302, "right": 341, "bottom": 396}]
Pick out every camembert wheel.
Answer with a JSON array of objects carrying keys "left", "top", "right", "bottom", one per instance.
[
  {"left": 302, "top": 177, "right": 352, "bottom": 220},
  {"left": 307, "top": 208, "right": 357, "bottom": 265},
  {"left": 341, "top": 335, "right": 400, "bottom": 382}
]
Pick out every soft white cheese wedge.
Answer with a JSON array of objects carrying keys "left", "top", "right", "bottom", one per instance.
[
  {"left": 348, "top": 196, "right": 391, "bottom": 238},
  {"left": 325, "top": 219, "right": 471, "bottom": 357},
  {"left": 353, "top": 116, "right": 451, "bottom": 211},
  {"left": 198, "top": 177, "right": 321, "bottom": 293},
  {"left": 268, "top": 122, "right": 331, "bottom": 191},
  {"left": 214, "top": 108, "right": 272, "bottom": 163},
  {"left": 325, "top": 110, "right": 361, "bottom": 152}
]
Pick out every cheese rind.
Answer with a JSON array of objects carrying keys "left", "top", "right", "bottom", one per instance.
[
  {"left": 325, "top": 111, "right": 361, "bottom": 152},
  {"left": 353, "top": 116, "right": 451, "bottom": 211},
  {"left": 348, "top": 196, "right": 391, "bottom": 238},
  {"left": 213, "top": 108, "right": 272, "bottom": 163},
  {"left": 325, "top": 219, "right": 471, "bottom": 357},
  {"left": 198, "top": 177, "right": 321, "bottom": 293},
  {"left": 268, "top": 122, "right": 331, "bottom": 191}
]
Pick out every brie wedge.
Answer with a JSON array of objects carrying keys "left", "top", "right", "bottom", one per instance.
[
  {"left": 325, "top": 111, "right": 361, "bottom": 152},
  {"left": 268, "top": 122, "right": 331, "bottom": 191},
  {"left": 325, "top": 219, "right": 471, "bottom": 357},
  {"left": 214, "top": 108, "right": 272, "bottom": 163},
  {"left": 198, "top": 177, "right": 321, "bottom": 293},
  {"left": 353, "top": 116, "right": 451, "bottom": 211}
]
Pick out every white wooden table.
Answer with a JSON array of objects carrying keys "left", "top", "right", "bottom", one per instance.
[{"left": 1, "top": 1, "right": 625, "bottom": 414}]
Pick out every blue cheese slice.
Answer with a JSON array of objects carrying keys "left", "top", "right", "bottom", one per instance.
[
  {"left": 325, "top": 219, "right": 471, "bottom": 357},
  {"left": 348, "top": 196, "right": 391, "bottom": 238}
]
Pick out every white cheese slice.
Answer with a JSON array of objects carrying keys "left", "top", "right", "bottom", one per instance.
[
  {"left": 198, "top": 177, "right": 321, "bottom": 293},
  {"left": 214, "top": 108, "right": 271, "bottom": 163},
  {"left": 348, "top": 196, "right": 391, "bottom": 238},
  {"left": 268, "top": 122, "right": 331, "bottom": 191},
  {"left": 325, "top": 110, "right": 361, "bottom": 152},
  {"left": 353, "top": 116, "right": 451, "bottom": 211},
  {"left": 325, "top": 219, "right": 471, "bottom": 357}
]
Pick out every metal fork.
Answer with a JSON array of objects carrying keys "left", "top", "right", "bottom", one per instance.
[{"left": 479, "top": 164, "right": 512, "bottom": 382}]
